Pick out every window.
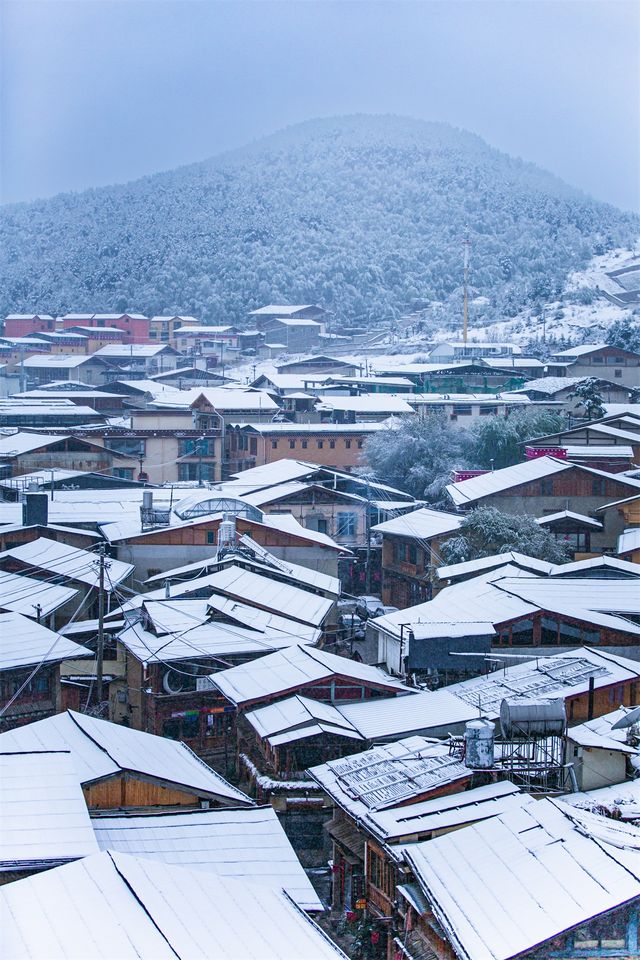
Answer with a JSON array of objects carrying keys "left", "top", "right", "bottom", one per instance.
[
  {"left": 479, "top": 406, "right": 498, "bottom": 416},
  {"left": 317, "top": 440, "right": 324, "bottom": 449},
  {"left": 249, "top": 438, "right": 257, "bottom": 454},
  {"left": 329, "top": 439, "right": 336, "bottom": 449},
  {"left": 572, "top": 912, "right": 627, "bottom": 950},
  {"left": 456, "top": 405, "right": 472, "bottom": 416},
  {"left": 289, "top": 440, "right": 296, "bottom": 449},
  {"left": 105, "top": 437, "right": 145, "bottom": 456},
  {"left": 271, "top": 440, "right": 278, "bottom": 449},
  {"left": 407, "top": 543, "right": 417, "bottom": 565},
  {"left": 541, "top": 616, "right": 559, "bottom": 645},
  {"left": 357, "top": 439, "right": 363, "bottom": 449},
  {"left": 592, "top": 477, "right": 606, "bottom": 496},
  {"left": 510, "top": 618, "right": 534, "bottom": 645},
  {"left": 178, "top": 463, "right": 216, "bottom": 482},
  {"left": 336, "top": 512, "right": 357, "bottom": 537},
  {"left": 207, "top": 531, "right": 215, "bottom": 544},
  {"left": 112, "top": 468, "right": 134, "bottom": 480},
  {"left": 345, "top": 439, "right": 352, "bottom": 449},
  {"left": 615, "top": 368, "right": 622, "bottom": 378},
  {"left": 178, "top": 438, "right": 215, "bottom": 457},
  {"left": 592, "top": 355, "right": 604, "bottom": 364},
  {"left": 301, "top": 440, "right": 308, "bottom": 449},
  {"left": 540, "top": 478, "right": 553, "bottom": 495}
]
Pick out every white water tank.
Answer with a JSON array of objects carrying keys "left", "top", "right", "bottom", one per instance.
[
  {"left": 218, "top": 513, "right": 236, "bottom": 548},
  {"left": 465, "top": 718, "right": 495, "bottom": 769}
]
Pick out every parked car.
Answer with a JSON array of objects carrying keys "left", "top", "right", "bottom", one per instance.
[{"left": 355, "top": 595, "right": 385, "bottom": 620}]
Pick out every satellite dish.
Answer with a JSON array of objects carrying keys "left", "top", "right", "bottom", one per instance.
[{"left": 611, "top": 706, "right": 640, "bottom": 730}]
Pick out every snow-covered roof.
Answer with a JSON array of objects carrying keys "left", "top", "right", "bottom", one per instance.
[
  {"left": 372, "top": 507, "right": 461, "bottom": 540},
  {"left": 494, "top": 576, "right": 640, "bottom": 625},
  {"left": 21, "top": 354, "right": 98, "bottom": 368},
  {"left": 619, "top": 527, "right": 640, "bottom": 556},
  {"left": 92, "top": 806, "right": 321, "bottom": 910},
  {"left": 308, "top": 737, "right": 470, "bottom": 819},
  {"left": 481, "top": 357, "right": 545, "bottom": 369},
  {"left": 144, "top": 549, "right": 340, "bottom": 597},
  {"left": 250, "top": 304, "right": 317, "bottom": 315},
  {"left": 566, "top": 706, "right": 640, "bottom": 754},
  {"left": 405, "top": 798, "right": 640, "bottom": 960},
  {"left": 210, "top": 645, "right": 407, "bottom": 707},
  {"left": 536, "top": 509, "right": 603, "bottom": 528},
  {"left": 202, "top": 565, "right": 334, "bottom": 627},
  {"left": 316, "top": 395, "right": 414, "bottom": 414},
  {"left": 446, "top": 455, "right": 640, "bottom": 506},
  {"left": 561, "top": 781, "right": 640, "bottom": 821},
  {"left": 0, "top": 538, "right": 133, "bottom": 591},
  {"left": 553, "top": 342, "right": 609, "bottom": 357},
  {"left": 0, "top": 613, "right": 91, "bottom": 672},
  {"left": 366, "top": 781, "right": 530, "bottom": 843},
  {"left": 246, "top": 695, "right": 365, "bottom": 747},
  {"left": 94, "top": 344, "right": 174, "bottom": 358},
  {"left": 0, "top": 751, "right": 98, "bottom": 871},
  {"left": 0, "top": 431, "right": 71, "bottom": 456},
  {"left": 337, "top": 688, "right": 477, "bottom": 740},
  {"left": 0, "top": 570, "right": 77, "bottom": 618},
  {"left": 549, "top": 554, "right": 640, "bottom": 577},
  {"left": 117, "top": 613, "right": 316, "bottom": 665},
  {"left": 446, "top": 648, "right": 640, "bottom": 718},
  {"left": 0, "top": 850, "right": 345, "bottom": 960},
  {"left": 514, "top": 375, "right": 587, "bottom": 394},
  {"left": 436, "top": 552, "right": 555, "bottom": 582},
  {"left": 0, "top": 710, "right": 251, "bottom": 804}
]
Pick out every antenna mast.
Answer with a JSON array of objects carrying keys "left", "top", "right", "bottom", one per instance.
[{"left": 462, "top": 234, "right": 471, "bottom": 343}]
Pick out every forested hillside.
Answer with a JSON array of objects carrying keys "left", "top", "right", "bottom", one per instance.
[{"left": 1, "top": 115, "right": 637, "bottom": 325}]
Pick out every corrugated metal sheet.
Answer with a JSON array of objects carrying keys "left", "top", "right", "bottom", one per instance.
[
  {"left": 405, "top": 798, "right": 640, "bottom": 960},
  {"left": 0, "top": 711, "right": 251, "bottom": 805},
  {"left": 92, "top": 806, "right": 322, "bottom": 911},
  {"left": 0, "top": 751, "right": 98, "bottom": 869},
  {"left": 1, "top": 850, "right": 346, "bottom": 959},
  {"left": 0, "top": 612, "right": 91, "bottom": 672}
]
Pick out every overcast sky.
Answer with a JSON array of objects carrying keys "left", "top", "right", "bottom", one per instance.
[{"left": 2, "top": 0, "right": 639, "bottom": 211}]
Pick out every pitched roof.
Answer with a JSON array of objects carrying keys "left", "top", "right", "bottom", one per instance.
[
  {"left": 210, "top": 644, "right": 407, "bottom": 707},
  {"left": 202, "top": 565, "right": 334, "bottom": 627},
  {"left": 405, "top": 798, "right": 640, "bottom": 960},
  {"left": 372, "top": 507, "right": 461, "bottom": 540},
  {"left": 92, "top": 806, "right": 322, "bottom": 910},
  {"left": 0, "top": 613, "right": 91, "bottom": 672},
  {"left": 0, "top": 570, "right": 78, "bottom": 619},
  {"left": 0, "top": 851, "right": 345, "bottom": 960},
  {"left": 0, "top": 710, "right": 251, "bottom": 804},
  {"left": 0, "top": 538, "right": 133, "bottom": 591},
  {"left": 308, "top": 737, "right": 470, "bottom": 818},
  {"left": 0, "top": 750, "right": 99, "bottom": 871},
  {"left": 446, "top": 455, "right": 640, "bottom": 506}
]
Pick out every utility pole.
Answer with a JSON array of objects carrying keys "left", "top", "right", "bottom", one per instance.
[
  {"left": 364, "top": 476, "right": 372, "bottom": 593},
  {"left": 96, "top": 545, "right": 106, "bottom": 708},
  {"left": 462, "top": 234, "right": 471, "bottom": 344}
]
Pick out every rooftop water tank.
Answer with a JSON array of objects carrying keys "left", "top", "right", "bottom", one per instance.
[
  {"left": 464, "top": 718, "right": 495, "bottom": 769},
  {"left": 218, "top": 513, "right": 236, "bottom": 548},
  {"left": 500, "top": 700, "right": 566, "bottom": 739}
]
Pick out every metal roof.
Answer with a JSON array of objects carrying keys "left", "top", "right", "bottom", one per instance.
[
  {"left": 337, "top": 689, "right": 478, "bottom": 741},
  {"left": 0, "top": 850, "right": 346, "bottom": 960},
  {"left": 446, "top": 648, "right": 640, "bottom": 718},
  {"left": 372, "top": 507, "right": 461, "bottom": 540},
  {"left": 0, "top": 431, "right": 72, "bottom": 457},
  {"left": 0, "top": 570, "right": 78, "bottom": 618},
  {"left": 436, "top": 552, "right": 555, "bottom": 581},
  {"left": 0, "top": 710, "right": 251, "bottom": 804},
  {"left": 365, "top": 781, "right": 529, "bottom": 842},
  {"left": 0, "top": 613, "right": 91, "bottom": 672},
  {"left": 619, "top": 527, "right": 640, "bottom": 555},
  {"left": 405, "top": 797, "right": 640, "bottom": 960},
  {"left": 566, "top": 706, "right": 640, "bottom": 754},
  {"left": 561, "top": 781, "right": 640, "bottom": 821},
  {"left": 210, "top": 644, "right": 407, "bottom": 707},
  {"left": 202, "top": 565, "right": 334, "bottom": 628},
  {"left": 536, "top": 509, "right": 603, "bottom": 528},
  {"left": 446, "top": 456, "right": 573, "bottom": 506},
  {"left": 0, "top": 751, "right": 98, "bottom": 870},
  {"left": 0, "top": 538, "right": 133, "bottom": 591},
  {"left": 308, "top": 737, "right": 470, "bottom": 818},
  {"left": 92, "top": 806, "right": 322, "bottom": 911}
]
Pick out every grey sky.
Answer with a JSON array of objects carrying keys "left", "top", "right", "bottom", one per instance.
[{"left": 2, "top": 0, "right": 639, "bottom": 211}]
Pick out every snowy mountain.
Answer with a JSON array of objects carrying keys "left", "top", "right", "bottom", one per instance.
[{"left": 1, "top": 115, "right": 638, "bottom": 325}]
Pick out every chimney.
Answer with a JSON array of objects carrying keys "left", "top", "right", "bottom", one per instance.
[{"left": 22, "top": 493, "right": 48, "bottom": 528}]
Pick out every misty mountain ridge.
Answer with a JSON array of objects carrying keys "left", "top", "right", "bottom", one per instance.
[{"left": 1, "top": 114, "right": 638, "bottom": 326}]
